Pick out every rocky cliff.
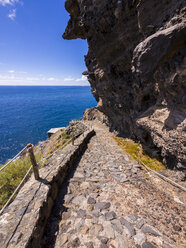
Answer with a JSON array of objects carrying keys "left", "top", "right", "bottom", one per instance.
[{"left": 63, "top": 0, "right": 186, "bottom": 170}]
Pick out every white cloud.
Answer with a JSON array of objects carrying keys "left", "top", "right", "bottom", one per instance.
[
  {"left": 0, "top": 73, "right": 90, "bottom": 86},
  {"left": 48, "top": 77, "right": 56, "bottom": 81},
  {"left": 8, "top": 8, "right": 16, "bottom": 20},
  {"left": 26, "top": 77, "right": 40, "bottom": 81},
  {"left": 0, "top": 74, "right": 15, "bottom": 80},
  {"left": 0, "top": 0, "right": 21, "bottom": 20},
  {"left": 63, "top": 75, "right": 88, "bottom": 82},
  {"left": 75, "top": 75, "right": 87, "bottom": 82},
  {"left": 0, "top": 0, "right": 19, "bottom": 6},
  {"left": 64, "top": 77, "right": 75, "bottom": 82}
]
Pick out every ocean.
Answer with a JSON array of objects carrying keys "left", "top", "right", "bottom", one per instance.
[{"left": 0, "top": 86, "right": 97, "bottom": 164}]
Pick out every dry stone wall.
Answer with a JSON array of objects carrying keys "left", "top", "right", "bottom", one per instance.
[{"left": 0, "top": 129, "right": 95, "bottom": 248}]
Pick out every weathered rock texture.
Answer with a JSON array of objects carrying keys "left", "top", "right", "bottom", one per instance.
[
  {"left": 0, "top": 129, "right": 95, "bottom": 248},
  {"left": 63, "top": 0, "right": 186, "bottom": 169}
]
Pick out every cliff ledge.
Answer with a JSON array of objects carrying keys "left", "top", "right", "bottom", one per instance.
[{"left": 63, "top": 0, "right": 186, "bottom": 170}]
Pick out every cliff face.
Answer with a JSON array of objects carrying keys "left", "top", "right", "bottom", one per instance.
[{"left": 63, "top": 0, "right": 186, "bottom": 170}]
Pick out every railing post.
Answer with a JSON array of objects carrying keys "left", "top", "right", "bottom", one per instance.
[
  {"left": 27, "top": 144, "right": 39, "bottom": 180},
  {"left": 72, "top": 134, "right": 75, "bottom": 145}
]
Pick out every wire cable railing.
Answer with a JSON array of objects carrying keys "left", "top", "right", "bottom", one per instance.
[
  {"left": 0, "top": 130, "right": 86, "bottom": 215},
  {"left": 133, "top": 155, "right": 186, "bottom": 193},
  {"left": 0, "top": 146, "right": 28, "bottom": 173},
  {"left": 0, "top": 144, "right": 36, "bottom": 215},
  {"left": 0, "top": 166, "right": 32, "bottom": 215}
]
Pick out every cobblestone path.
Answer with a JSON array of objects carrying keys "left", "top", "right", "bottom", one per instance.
[{"left": 42, "top": 122, "right": 185, "bottom": 248}]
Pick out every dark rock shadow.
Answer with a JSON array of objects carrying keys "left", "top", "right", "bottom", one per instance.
[
  {"left": 162, "top": 107, "right": 185, "bottom": 131},
  {"left": 38, "top": 178, "right": 50, "bottom": 185},
  {"left": 41, "top": 144, "right": 88, "bottom": 248}
]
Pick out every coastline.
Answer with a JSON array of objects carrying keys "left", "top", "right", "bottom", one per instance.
[{"left": 0, "top": 86, "right": 96, "bottom": 164}]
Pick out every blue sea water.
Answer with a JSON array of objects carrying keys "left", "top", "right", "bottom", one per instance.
[{"left": 0, "top": 86, "right": 97, "bottom": 164}]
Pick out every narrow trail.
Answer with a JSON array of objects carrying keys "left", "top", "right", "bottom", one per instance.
[{"left": 42, "top": 122, "right": 185, "bottom": 248}]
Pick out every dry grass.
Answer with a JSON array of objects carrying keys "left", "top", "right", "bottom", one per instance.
[
  {"left": 0, "top": 152, "right": 42, "bottom": 209},
  {"left": 0, "top": 130, "right": 74, "bottom": 210},
  {"left": 114, "top": 137, "right": 166, "bottom": 171},
  {"left": 46, "top": 130, "right": 73, "bottom": 156}
]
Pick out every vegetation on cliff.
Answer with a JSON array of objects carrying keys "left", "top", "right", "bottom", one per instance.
[
  {"left": 45, "top": 130, "right": 73, "bottom": 158},
  {"left": 0, "top": 153, "right": 42, "bottom": 209},
  {"left": 0, "top": 122, "right": 84, "bottom": 210},
  {"left": 114, "top": 137, "right": 166, "bottom": 171}
]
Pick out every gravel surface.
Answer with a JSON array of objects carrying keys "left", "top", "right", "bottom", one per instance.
[{"left": 42, "top": 122, "right": 186, "bottom": 248}]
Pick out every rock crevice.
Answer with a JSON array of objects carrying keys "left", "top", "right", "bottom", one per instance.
[{"left": 63, "top": 0, "right": 186, "bottom": 169}]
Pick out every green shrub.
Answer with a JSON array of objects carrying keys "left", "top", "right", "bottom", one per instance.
[
  {"left": 0, "top": 153, "right": 42, "bottom": 209},
  {"left": 46, "top": 131, "right": 72, "bottom": 155},
  {"left": 59, "top": 131, "right": 72, "bottom": 143}
]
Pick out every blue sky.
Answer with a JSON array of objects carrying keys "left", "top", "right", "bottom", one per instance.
[{"left": 0, "top": 0, "right": 89, "bottom": 85}]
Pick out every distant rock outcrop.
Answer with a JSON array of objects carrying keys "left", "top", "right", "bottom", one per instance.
[{"left": 63, "top": 0, "right": 186, "bottom": 169}]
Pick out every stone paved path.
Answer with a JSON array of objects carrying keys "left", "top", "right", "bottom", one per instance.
[{"left": 42, "top": 122, "right": 185, "bottom": 248}]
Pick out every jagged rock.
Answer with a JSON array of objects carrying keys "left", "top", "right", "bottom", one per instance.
[
  {"left": 142, "top": 242, "right": 157, "bottom": 248},
  {"left": 98, "top": 237, "right": 109, "bottom": 244},
  {"left": 89, "top": 224, "right": 103, "bottom": 236},
  {"left": 63, "top": 0, "right": 186, "bottom": 169},
  {"left": 141, "top": 224, "right": 160, "bottom": 236},
  {"left": 120, "top": 217, "right": 136, "bottom": 237},
  {"left": 111, "top": 219, "right": 123, "bottom": 234},
  {"left": 87, "top": 197, "right": 96, "bottom": 204},
  {"left": 109, "top": 240, "right": 120, "bottom": 248},
  {"left": 86, "top": 242, "right": 94, "bottom": 248},
  {"left": 76, "top": 209, "right": 86, "bottom": 218},
  {"left": 128, "top": 214, "right": 140, "bottom": 222},
  {"left": 136, "top": 219, "right": 145, "bottom": 229},
  {"left": 60, "top": 234, "right": 68, "bottom": 246},
  {"left": 102, "top": 221, "right": 115, "bottom": 239},
  {"left": 64, "top": 194, "right": 74, "bottom": 203},
  {"left": 133, "top": 233, "right": 146, "bottom": 245},
  {"left": 71, "top": 237, "right": 81, "bottom": 247},
  {"left": 99, "top": 244, "right": 108, "bottom": 248},
  {"left": 92, "top": 209, "right": 101, "bottom": 218},
  {"left": 94, "top": 202, "right": 111, "bottom": 211},
  {"left": 65, "top": 120, "right": 88, "bottom": 137},
  {"left": 104, "top": 211, "right": 116, "bottom": 221},
  {"left": 132, "top": 23, "right": 186, "bottom": 82}
]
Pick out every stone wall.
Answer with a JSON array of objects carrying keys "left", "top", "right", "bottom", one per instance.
[
  {"left": 63, "top": 0, "right": 186, "bottom": 170},
  {"left": 0, "top": 129, "right": 95, "bottom": 248}
]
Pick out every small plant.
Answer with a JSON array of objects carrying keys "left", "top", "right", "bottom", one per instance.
[
  {"left": 46, "top": 130, "right": 73, "bottom": 156},
  {"left": 114, "top": 137, "right": 166, "bottom": 171},
  {"left": 0, "top": 152, "right": 42, "bottom": 209},
  {"left": 60, "top": 131, "right": 73, "bottom": 144}
]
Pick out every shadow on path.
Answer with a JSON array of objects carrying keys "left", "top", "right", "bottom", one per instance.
[{"left": 41, "top": 145, "right": 88, "bottom": 248}]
